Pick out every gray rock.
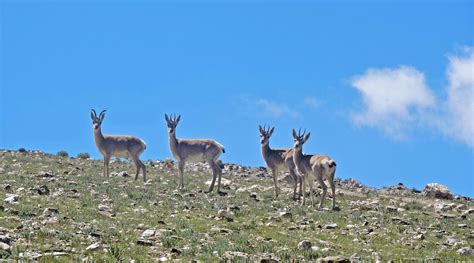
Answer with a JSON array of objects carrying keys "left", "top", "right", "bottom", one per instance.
[
  {"left": 0, "top": 235, "right": 11, "bottom": 245},
  {"left": 297, "top": 240, "right": 312, "bottom": 250},
  {"left": 323, "top": 223, "right": 338, "bottom": 229},
  {"left": 86, "top": 242, "right": 102, "bottom": 251},
  {"left": 118, "top": 171, "right": 129, "bottom": 177},
  {"left": 217, "top": 209, "right": 234, "bottom": 222},
  {"left": 36, "top": 185, "right": 50, "bottom": 195},
  {"left": 43, "top": 207, "right": 59, "bottom": 217},
  {"left": 0, "top": 241, "right": 10, "bottom": 251},
  {"left": 141, "top": 229, "right": 156, "bottom": 238},
  {"left": 4, "top": 194, "right": 18, "bottom": 204},
  {"left": 423, "top": 183, "right": 453, "bottom": 199},
  {"left": 457, "top": 247, "right": 473, "bottom": 256},
  {"left": 223, "top": 251, "right": 248, "bottom": 260},
  {"left": 316, "top": 256, "right": 350, "bottom": 263},
  {"left": 278, "top": 211, "right": 292, "bottom": 219},
  {"left": 35, "top": 171, "right": 55, "bottom": 178}
]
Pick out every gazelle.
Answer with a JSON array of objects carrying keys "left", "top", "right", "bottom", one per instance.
[
  {"left": 165, "top": 114, "right": 225, "bottom": 193},
  {"left": 259, "top": 125, "right": 301, "bottom": 200},
  {"left": 90, "top": 109, "right": 147, "bottom": 181},
  {"left": 292, "top": 128, "right": 337, "bottom": 210}
]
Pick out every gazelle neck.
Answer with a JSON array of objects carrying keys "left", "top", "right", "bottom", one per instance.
[
  {"left": 168, "top": 131, "right": 178, "bottom": 155},
  {"left": 293, "top": 146, "right": 304, "bottom": 162},
  {"left": 94, "top": 127, "right": 105, "bottom": 146},
  {"left": 261, "top": 142, "right": 271, "bottom": 155}
]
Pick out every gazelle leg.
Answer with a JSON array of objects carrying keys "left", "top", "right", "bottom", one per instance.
[
  {"left": 206, "top": 161, "right": 217, "bottom": 193},
  {"left": 272, "top": 168, "right": 279, "bottom": 198},
  {"left": 133, "top": 158, "right": 140, "bottom": 181},
  {"left": 301, "top": 175, "right": 306, "bottom": 206},
  {"left": 329, "top": 174, "right": 336, "bottom": 210},
  {"left": 141, "top": 160, "right": 147, "bottom": 182},
  {"left": 316, "top": 175, "right": 327, "bottom": 210},
  {"left": 178, "top": 160, "right": 185, "bottom": 189},
  {"left": 308, "top": 175, "right": 315, "bottom": 207},
  {"left": 104, "top": 155, "right": 111, "bottom": 178},
  {"left": 289, "top": 169, "right": 298, "bottom": 200},
  {"left": 216, "top": 161, "right": 223, "bottom": 193}
]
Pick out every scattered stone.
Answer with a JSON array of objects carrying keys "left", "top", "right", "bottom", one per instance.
[
  {"left": 19, "top": 251, "right": 42, "bottom": 259},
  {"left": 423, "top": 183, "right": 453, "bottom": 199},
  {"left": 0, "top": 235, "right": 11, "bottom": 245},
  {"left": 206, "top": 178, "right": 232, "bottom": 188},
  {"left": 35, "top": 171, "right": 55, "bottom": 178},
  {"left": 414, "top": 234, "right": 424, "bottom": 240},
  {"left": 223, "top": 251, "right": 248, "bottom": 260},
  {"left": 42, "top": 207, "right": 59, "bottom": 217},
  {"left": 278, "top": 211, "right": 292, "bottom": 220},
  {"left": 457, "top": 247, "right": 473, "bottom": 256},
  {"left": 170, "top": 248, "right": 182, "bottom": 256},
  {"left": 4, "top": 194, "right": 19, "bottom": 204},
  {"left": 86, "top": 242, "right": 102, "bottom": 251},
  {"left": 323, "top": 223, "right": 338, "bottom": 229},
  {"left": 136, "top": 239, "right": 153, "bottom": 246},
  {"left": 391, "top": 217, "right": 410, "bottom": 225},
  {"left": 3, "top": 184, "right": 11, "bottom": 192},
  {"left": 36, "top": 185, "right": 50, "bottom": 195},
  {"left": 210, "top": 227, "right": 232, "bottom": 235},
  {"left": 217, "top": 209, "right": 234, "bottom": 222},
  {"left": 118, "top": 171, "right": 129, "bottom": 177},
  {"left": 316, "top": 256, "right": 350, "bottom": 263},
  {"left": 0, "top": 241, "right": 10, "bottom": 251},
  {"left": 297, "top": 240, "right": 312, "bottom": 250},
  {"left": 141, "top": 229, "right": 156, "bottom": 238},
  {"left": 250, "top": 192, "right": 260, "bottom": 201}
]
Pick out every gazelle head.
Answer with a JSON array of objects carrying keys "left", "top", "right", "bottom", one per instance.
[
  {"left": 90, "top": 109, "right": 106, "bottom": 131},
  {"left": 165, "top": 114, "right": 181, "bottom": 135},
  {"left": 258, "top": 125, "right": 274, "bottom": 146},
  {"left": 292, "top": 128, "right": 311, "bottom": 150}
]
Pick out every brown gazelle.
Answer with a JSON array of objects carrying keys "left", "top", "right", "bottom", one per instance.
[
  {"left": 292, "top": 128, "right": 337, "bottom": 209},
  {"left": 90, "top": 109, "right": 147, "bottom": 181},
  {"left": 259, "top": 125, "right": 301, "bottom": 200},
  {"left": 165, "top": 114, "right": 225, "bottom": 193}
]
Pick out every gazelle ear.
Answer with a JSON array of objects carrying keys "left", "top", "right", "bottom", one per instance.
[
  {"left": 292, "top": 128, "right": 297, "bottom": 139},
  {"left": 90, "top": 111, "right": 95, "bottom": 120},
  {"left": 303, "top": 132, "right": 311, "bottom": 142},
  {"left": 165, "top": 114, "right": 170, "bottom": 124},
  {"left": 175, "top": 115, "right": 181, "bottom": 124},
  {"left": 259, "top": 125, "right": 264, "bottom": 134}
]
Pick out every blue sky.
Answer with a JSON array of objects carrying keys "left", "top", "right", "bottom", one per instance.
[{"left": 1, "top": 1, "right": 473, "bottom": 196}]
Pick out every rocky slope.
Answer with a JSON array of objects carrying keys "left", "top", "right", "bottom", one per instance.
[{"left": 0, "top": 149, "right": 472, "bottom": 261}]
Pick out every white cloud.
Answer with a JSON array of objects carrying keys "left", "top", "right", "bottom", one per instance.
[
  {"left": 350, "top": 47, "right": 474, "bottom": 148},
  {"left": 350, "top": 66, "right": 436, "bottom": 138},
  {"left": 256, "top": 99, "right": 299, "bottom": 119},
  {"left": 438, "top": 48, "right": 474, "bottom": 147},
  {"left": 302, "top": 97, "right": 321, "bottom": 109}
]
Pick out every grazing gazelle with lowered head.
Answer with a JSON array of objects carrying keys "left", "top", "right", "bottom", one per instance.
[
  {"left": 165, "top": 114, "right": 225, "bottom": 193},
  {"left": 292, "top": 128, "right": 337, "bottom": 210},
  {"left": 259, "top": 125, "right": 301, "bottom": 200},
  {"left": 90, "top": 109, "right": 147, "bottom": 181}
]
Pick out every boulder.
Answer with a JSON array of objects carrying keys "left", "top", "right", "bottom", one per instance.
[{"left": 423, "top": 183, "right": 453, "bottom": 199}]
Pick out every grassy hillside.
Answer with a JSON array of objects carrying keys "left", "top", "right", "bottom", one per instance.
[{"left": 0, "top": 149, "right": 472, "bottom": 261}]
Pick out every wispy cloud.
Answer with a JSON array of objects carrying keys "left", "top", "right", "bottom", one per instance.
[
  {"left": 302, "top": 97, "right": 322, "bottom": 109},
  {"left": 350, "top": 66, "right": 435, "bottom": 138},
  {"left": 349, "top": 47, "right": 474, "bottom": 147},
  {"left": 256, "top": 99, "right": 299, "bottom": 119},
  {"left": 437, "top": 48, "right": 474, "bottom": 147}
]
